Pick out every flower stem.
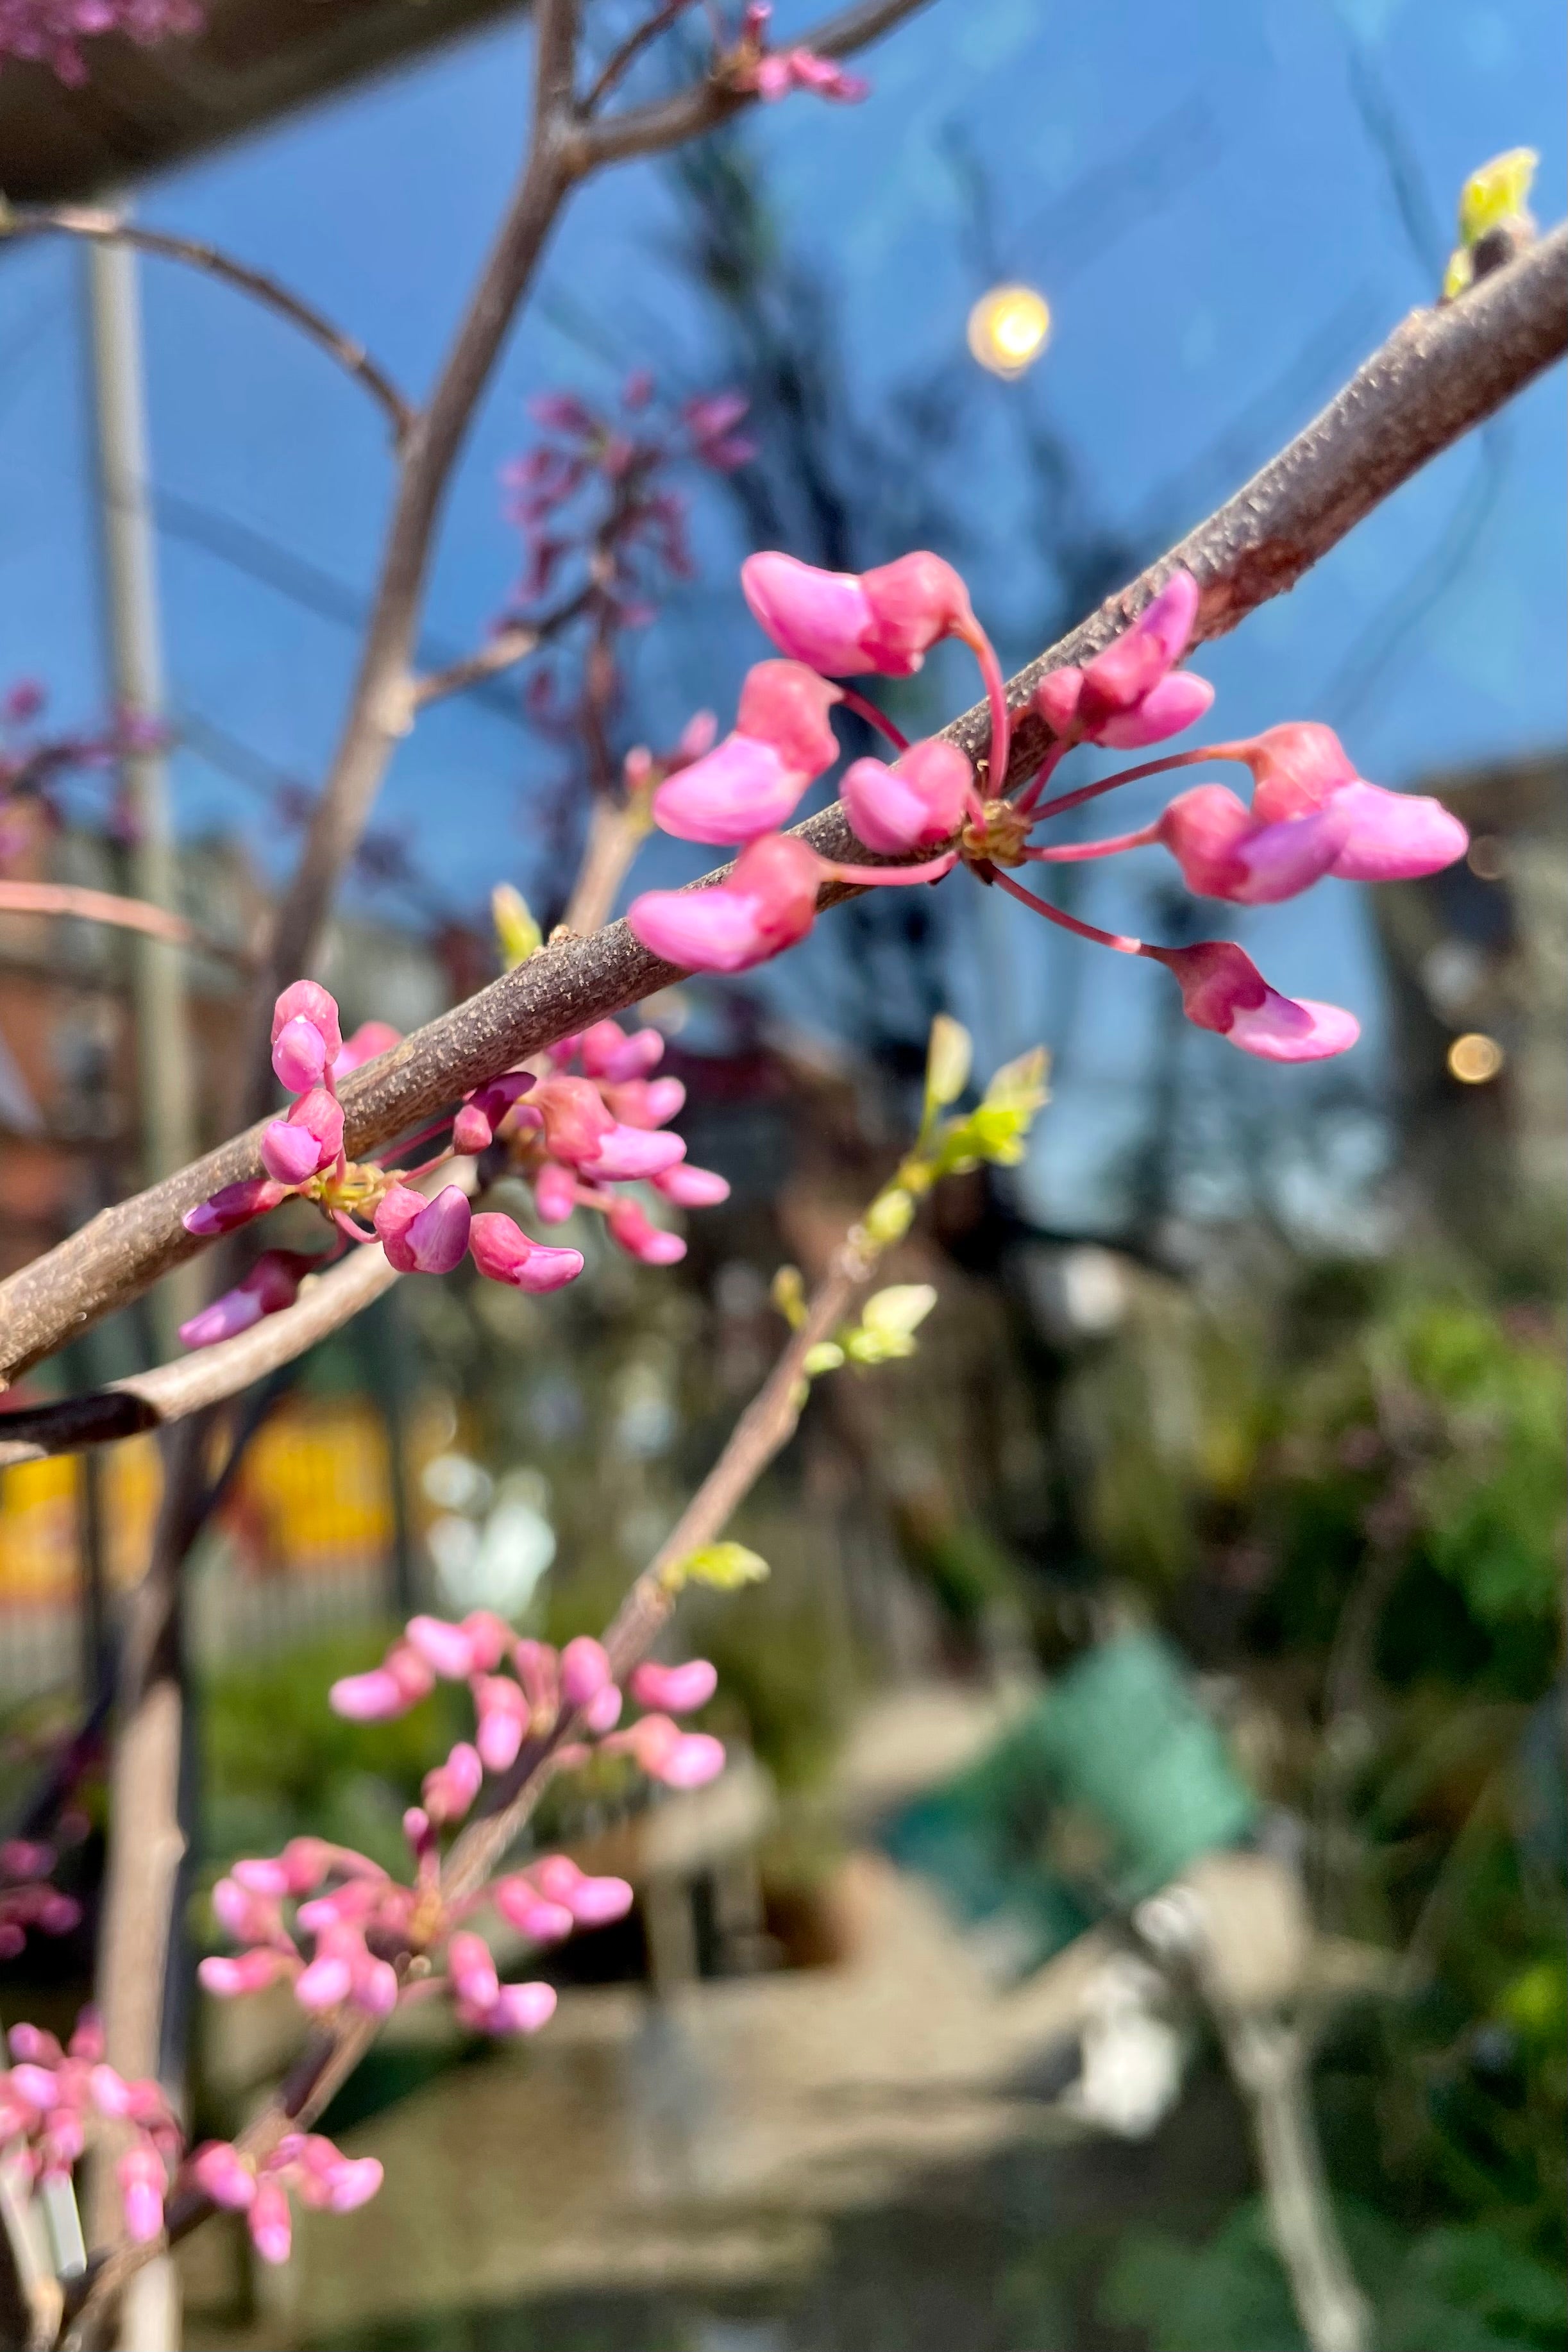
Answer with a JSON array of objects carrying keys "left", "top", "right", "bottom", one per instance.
[
  {"left": 960, "top": 624, "right": 1011, "bottom": 795},
  {"left": 1024, "top": 821, "right": 1159, "bottom": 863},
  {"left": 989, "top": 867, "right": 1143, "bottom": 955},
  {"left": 837, "top": 686, "right": 910, "bottom": 753},
  {"left": 823, "top": 851, "right": 958, "bottom": 888},
  {"left": 1027, "top": 743, "right": 1220, "bottom": 828}
]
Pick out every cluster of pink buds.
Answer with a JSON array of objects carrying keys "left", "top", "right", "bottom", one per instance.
[
  {"left": 628, "top": 552, "right": 1469, "bottom": 1061},
  {"left": 0, "top": 677, "right": 168, "bottom": 868},
  {"left": 0, "top": 1836, "right": 81, "bottom": 1958},
  {"left": 0, "top": 0, "right": 200, "bottom": 87},
  {"left": 727, "top": 4, "right": 870, "bottom": 104},
  {"left": 199, "top": 1616, "right": 720, "bottom": 2057},
  {"left": 1, "top": 2014, "right": 179, "bottom": 2245},
  {"left": 189, "top": 2133, "right": 382, "bottom": 2265},
  {"left": 177, "top": 982, "right": 591, "bottom": 1349},
  {"left": 485, "top": 1017, "right": 730, "bottom": 1267}
]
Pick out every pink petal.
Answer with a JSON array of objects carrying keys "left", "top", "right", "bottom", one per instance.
[
  {"left": 1240, "top": 722, "right": 1360, "bottom": 823},
  {"left": 628, "top": 1659, "right": 718, "bottom": 1714},
  {"left": 271, "top": 1014, "right": 329, "bottom": 1094},
  {"left": 328, "top": 1667, "right": 412, "bottom": 1722},
  {"left": 468, "top": 1212, "right": 584, "bottom": 1293},
  {"left": 1227, "top": 992, "right": 1361, "bottom": 1062},
  {"left": 179, "top": 1285, "right": 266, "bottom": 1351},
  {"left": 842, "top": 738, "right": 972, "bottom": 855},
  {"left": 626, "top": 883, "right": 778, "bottom": 973},
  {"left": 271, "top": 981, "right": 341, "bottom": 1062},
  {"left": 1092, "top": 670, "right": 1215, "bottom": 749},
  {"left": 249, "top": 2178, "right": 292, "bottom": 2263},
  {"left": 403, "top": 1186, "right": 472, "bottom": 1275},
  {"left": 651, "top": 1163, "right": 730, "bottom": 1208},
  {"left": 1034, "top": 666, "right": 1083, "bottom": 736},
  {"left": 1229, "top": 802, "right": 1354, "bottom": 904},
  {"left": 482, "top": 1982, "right": 557, "bottom": 2036},
  {"left": 734, "top": 659, "right": 842, "bottom": 776},
  {"left": 606, "top": 1196, "right": 687, "bottom": 1265},
  {"left": 740, "top": 552, "right": 877, "bottom": 673},
  {"left": 581, "top": 1124, "right": 687, "bottom": 1181},
  {"left": 404, "top": 1616, "right": 477, "bottom": 1679},
  {"left": 1325, "top": 782, "right": 1469, "bottom": 882},
  {"left": 183, "top": 1177, "right": 289, "bottom": 1238},
  {"left": 653, "top": 731, "right": 806, "bottom": 845},
  {"left": 858, "top": 552, "right": 975, "bottom": 676},
  {"left": 190, "top": 2140, "right": 257, "bottom": 2210},
  {"left": 559, "top": 1636, "right": 611, "bottom": 1709}
]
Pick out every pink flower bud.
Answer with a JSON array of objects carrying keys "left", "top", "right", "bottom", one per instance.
[
  {"left": 404, "top": 1615, "right": 477, "bottom": 1679},
  {"left": 328, "top": 1666, "right": 413, "bottom": 1722},
  {"left": 564, "top": 1874, "right": 635, "bottom": 1927},
  {"left": 190, "top": 2140, "right": 257, "bottom": 2210},
  {"left": 532, "top": 1161, "right": 578, "bottom": 1223},
  {"left": 199, "top": 1950, "right": 289, "bottom": 1998},
  {"left": 117, "top": 2145, "right": 166, "bottom": 2244},
  {"left": 452, "top": 1070, "right": 535, "bottom": 1154},
  {"left": 584, "top": 1683, "right": 623, "bottom": 1733},
  {"left": 843, "top": 738, "right": 974, "bottom": 855},
  {"left": 178, "top": 1250, "right": 311, "bottom": 1351},
  {"left": 493, "top": 1877, "right": 576, "bottom": 1943},
  {"left": 469, "top": 1213, "right": 584, "bottom": 1294},
  {"left": 212, "top": 1875, "right": 280, "bottom": 1942},
  {"left": 462, "top": 1611, "right": 513, "bottom": 1671},
  {"left": 332, "top": 1019, "right": 402, "bottom": 1079},
  {"left": 1152, "top": 942, "right": 1360, "bottom": 1062},
  {"left": 512, "top": 1639, "right": 559, "bottom": 1717},
  {"left": 606, "top": 1196, "right": 687, "bottom": 1265},
  {"left": 272, "top": 1013, "right": 330, "bottom": 1094},
  {"left": 182, "top": 1176, "right": 289, "bottom": 1238},
  {"left": 741, "top": 552, "right": 877, "bottom": 672},
  {"left": 295, "top": 1950, "right": 354, "bottom": 2011},
  {"left": 652, "top": 1162, "right": 730, "bottom": 1208},
  {"left": 319, "top": 2154, "right": 384, "bottom": 2213},
  {"left": 249, "top": 2176, "right": 292, "bottom": 2264},
  {"left": 737, "top": 659, "right": 843, "bottom": 774},
  {"left": 374, "top": 1184, "right": 472, "bottom": 1275},
  {"left": 653, "top": 731, "right": 807, "bottom": 845},
  {"left": 581, "top": 1124, "right": 687, "bottom": 1182},
  {"left": 482, "top": 1982, "right": 557, "bottom": 2036},
  {"left": 356, "top": 1958, "right": 399, "bottom": 2017},
  {"left": 578, "top": 1022, "right": 664, "bottom": 1081},
  {"left": 629, "top": 1658, "right": 719, "bottom": 1714},
  {"left": 423, "top": 1740, "right": 484, "bottom": 1825},
  {"left": 529, "top": 1074, "right": 614, "bottom": 1165},
  {"left": 260, "top": 1087, "right": 343, "bottom": 1185},
  {"left": 271, "top": 981, "right": 341, "bottom": 1063},
  {"left": 1092, "top": 671, "right": 1214, "bottom": 749},
  {"left": 628, "top": 831, "right": 823, "bottom": 975},
  {"left": 1154, "top": 785, "right": 1351, "bottom": 904},
  {"left": 559, "top": 1636, "right": 612, "bottom": 1709},
  {"left": 660, "top": 1733, "right": 727, "bottom": 1789},
  {"left": 474, "top": 1675, "right": 527, "bottom": 1773},
  {"left": 1038, "top": 572, "right": 1211, "bottom": 747},
  {"left": 448, "top": 1931, "right": 500, "bottom": 2013}
]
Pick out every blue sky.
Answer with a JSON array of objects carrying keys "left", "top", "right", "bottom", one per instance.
[{"left": 0, "top": 0, "right": 1562, "bottom": 1224}]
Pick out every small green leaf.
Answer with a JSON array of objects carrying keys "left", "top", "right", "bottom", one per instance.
[
  {"left": 493, "top": 883, "right": 542, "bottom": 969},
  {"left": 861, "top": 1283, "right": 938, "bottom": 1339},
  {"left": 923, "top": 1014, "right": 973, "bottom": 1115},
  {"left": 802, "top": 1341, "right": 845, "bottom": 1376},
  {"left": 667, "top": 1541, "right": 771, "bottom": 1593},
  {"left": 862, "top": 1187, "right": 915, "bottom": 1246},
  {"left": 770, "top": 1265, "right": 807, "bottom": 1329},
  {"left": 1457, "top": 146, "right": 1537, "bottom": 246}
]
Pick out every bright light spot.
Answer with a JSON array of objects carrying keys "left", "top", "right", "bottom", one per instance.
[
  {"left": 1447, "top": 1031, "right": 1505, "bottom": 1084},
  {"left": 968, "top": 284, "right": 1051, "bottom": 378}
]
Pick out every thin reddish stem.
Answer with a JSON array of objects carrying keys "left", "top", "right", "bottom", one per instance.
[
  {"left": 369, "top": 1117, "right": 453, "bottom": 1167},
  {"left": 837, "top": 686, "right": 910, "bottom": 753},
  {"left": 1027, "top": 743, "right": 1226, "bottom": 828},
  {"left": 989, "top": 867, "right": 1143, "bottom": 956},
  {"left": 1024, "top": 821, "right": 1159, "bottom": 863},
  {"left": 960, "top": 625, "right": 1011, "bottom": 794},
  {"left": 1013, "top": 734, "right": 1076, "bottom": 816},
  {"left": 822, "top": 851, "right": 957, "bottom": 888},
  {"left": 332, "top": 1211, "right": 378, "bottom": 1246}
]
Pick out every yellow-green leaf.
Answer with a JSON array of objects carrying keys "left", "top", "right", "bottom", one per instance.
[
  {"left": 666, "top": 1541, "right": 771, "bottom": 1593},
  {"left": 1457, "top": 147, "right": 1537, "bottom": 246},
  {"left": 802, "top": 1341, "right": 845, "bottom": 1376},
  {"left": 770, "top": 1265, "right": 807, "bottom": 1329},
  {"left": 862, "top": 1187, "right": 915, "bottom": 1246},
  {"left": 923, "top": 1014, "right": 973, "bottom": 1114},
  {"left": 493, "top": 883, "right": 542, "bottom": 969}
]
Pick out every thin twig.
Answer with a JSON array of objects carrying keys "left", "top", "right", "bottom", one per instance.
[
  {"left": 409, "top": 588, "right": 596, "bottom": 711},
  {"left": 0, "top": 879, "right": 246, "bottom": 965},
  {"left": 582, "top": 0, "right": 698, "bottom": 115},
  {"left": 0, "top": 223, "right": 1562, "bottom": 1387},
  {"left": 0, "top": 209, "right": 414, "bottom": 443},
  {"left": 559, "top": 799, "right": 650, "bottom": 936}
]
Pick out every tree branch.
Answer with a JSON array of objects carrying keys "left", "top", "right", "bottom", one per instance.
[
  {"left": 0, "top": 208, "right": 414, "bottom": 443},
  {"left": 572, "top": 0, "right": 936, "bottom": 169},
  {"left": 0, "top": 879, "right": 246, "bottom": 964},
  {"left": 582, "top": 0, "right": 698, "bottom": 115},
  {"left": 407, "top": 587, "right": 594, "bottom": 713},
  {"left": 0, "top": 224, "right": 1562, "bottom": 1388}
]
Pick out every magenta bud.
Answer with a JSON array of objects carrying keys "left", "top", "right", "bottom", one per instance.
[
  {"left": 328, "top": 1667, "right": 410, "bottom": 1722},
  {"left": 559, "top": 1636, "right": 612, "bottom": 1709},
  {"left": 271, "top": 1014, "right": 329, "bottom": 1094},
  {"left": 182, "top": 1177, "right": 289, "bottom": 1238},
  {"left": 629, "top": 1658, "right": 718, "bottom": 1714},
  {"left": 469, "top": 1212, "right": 584, "bottom": 1294},
  {"left": 582, "top": 1684, "right": 623, "bottom": 1734},
  {"left": 448, "top": 1930, "right": 500, "bottom": 2012},
  {"left": 659, "top": 1733, "right": 727, "bottom": 1789},
  {"left": 578, "top": 1022, "right": 664, "bottom": 1082},
  {"left": 532, "top": 1161, "right": 578, "bottom": 1223},
  {"left": 582, "top": 1124, "right": 686, "bottom": 1182},
  {"left": 295, "top": 1952, "right": 353, "bottom": 2011},
  {"left": 404, "top": 1615, "right": 477, "bottom": 1679},
  {"left": 483, "top": 1982, "right": 557, "bottom": 2036},
  {"left": 607, "top": 1196, "right": 687, "bottom": 1265},
  {"left": 249, "top": 2177, "right": 292, "bottom": 2264},
  {"left": 842, "top": 738, "right": 973, "bottom": 856},
  {"left": 627, "top": 831, "right": 823, "bottom": 975},
  {"left": 566, "top": 1874, "right": 635, "bottom": 1927},
  {"left": 493, "top": 1876, "right": 576, "bottom": 1943},
  {"left": 190, "top": 2141, "right": 257, "bottom": 2211},
  {"left": 270, "top": 980, "right": 341, "bottom": 1062},
  {"left": 117, "top": 2147, "right": 166, "bottom": 2244},
  {"left": 651, "top": 1162, "right": 730, "bottom": 1208}
]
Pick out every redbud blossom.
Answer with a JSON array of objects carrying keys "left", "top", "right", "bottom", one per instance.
[
  {"left": 1227, "top": 724, "right": 1470, "bottom": 880},
  {"left": 422, "top": 1741, "right": 484, "bottom": 1825},
  {"left": 532, "top": 1162, "right": 578, "bottom": 1222},
  {"left": 628, "top": 831, "right": 823, "bottom": 974},
  {"left": 1154, "top": 786, "right": 1354, "bottom": 905},
  {"left": 405, "top": 1614, "right": 481, "bottom": 1679},
  {"left": 525, "top": 1074, "right": 615, "bottom": 1164},
  {"left": 177, "top": 1249, "right": 314, "bottom": 1351},
  {"left": 607, "top": 1196, "right": 687, "bottom": 1265},
  {"left": 559, "top": 1636, "right": 612, "bottom": 1709},
  {"left": 652, "top": 1162, "right": 730, "bottom": 1208},
  {"left": 741, "top": 550, "right": 975, "bottom": 679},
  {"left": 260, "top": 1086, "right": 344, "bottom": 1186},
  {"left": 270, "top": 980, "right": 342, "bottom": 1069},
  {"left": 453, "top": 1070, "right": 534, "bottom": 1153},
  {"left": 1035, "top": 573, "right": 1213, "bottom": 748},
  {"left": 843, "top": 738, "right": 974, "bottom": 854},
  {"left": 652, "top": 663, "right": 843, "bottom": 845},
  {"left": 117, "top": 2145, "right": 167, "bottom": 2243},
  {"left": 1150, "top": 942, "right": 1360, "bottom": 1062},
  {"left": 480, "top": 1983, "right": 558, "bottom": 2036},
  {"left": 615, "top": 1713, "right": 727, "bottom": 1788},
  {"left": 493, "top": 1878, "right": 576, "bottom": 1944},
  {"left": 580, "top": 1123, "right": 687, "bottom": 1182},
  {"left": 473, "top": 1675, "right": 528, "bottom": 1772},
  {"left": 182, "top": 1176, "right": 289, "bottom": 1238},
  {"left": 578, "top": 1021, "right": 665, "bottom": 1082},
  {"left": 374, "top": 1184, "right": 473, "bottom": 1274},
  {"left": 468, "top": 1213, "right": 585, "bottom": 1293},
  {"left": 629, "top": 1659, "right": 719, "bottom": 1714}
]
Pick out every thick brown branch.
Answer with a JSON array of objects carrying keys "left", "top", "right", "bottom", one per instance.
[
  {"left": 0, "top": 208, "right": 413, "bottom": 441},
  {"left": 1, "top": 224, "right": 1562, "bottom": 1387}
]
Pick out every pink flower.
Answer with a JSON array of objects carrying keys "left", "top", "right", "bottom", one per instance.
[
  {"left": 605, "top": 1075, "right": 686, "bottom": 1128},
  {"left": 525, "top": 1074, "right": 616, "bottom": 1165},
  {"left": 1149, "top": 941, "right": 1360, "bottom": 1062},
  {"left": 373, "top": 1183, "right": 473, "bottom": 1275},
  {"left": 422, "top": 1740, "right": 484, "bottom": 1825},
  {"left": 615, "top": 1713, "right": 727, "bottom": 1788},
  {"left": 181, "top": 1176, "right": 289, "bottom": 1239},
  {"left": 404, "top": 1615, "right": 480, "bottom": 1679},
  {"left": 577, "top": 1021, "right": 664, "bottom": 1083},
  {"left": 652, "top": 1162, "right": 730, "bottom": 1208},
  {"left": 333, "top": 1019, "right": 402, "bottom": 1079},
  {"left": 468, "top": 1212, "right": 585, "bottom": 1294},
  {"left": 1035, "top": 573, "right": 1213, "bottom": 748},
  {"left": 653, "top": 663, "right": 843, "bottom": 846},
  {"left": 270, "top": 981, "right": 341, "bottom": 1080},
  {"left": 740, "top": 550, "right": 975, "bottom": 678},
  {"left": 478, "top": 1982, "right": 557, "bottom": 2036},
  {"left": 452, "top": 1070, "right": 534, "bottom": 1154},
  {"left": 260, "top": 1086, "right": 344, "bottom": 1186},
  {"left": 493, "top": 1878, "right": 576, "bottom": 1944},
  {"left": 178, "top": 1249, "right": 313, "bottom": 1351},
  {"left": 607, "top": 1196, "right": 687, "bottom": 1265},
  {"left": 559, "top": 1636, "right": 612, "bottom": 1710},
  {"left": 842, "top": 738, "right": 974, "bottom": 854},
  {"left": 448, "top": 1931, "right": 500, "bottom": 2015},
  {"left": 249, "top": 2176, "right": 292, "bottom": 2264},
  {"left": 532, "top": 1161, "right": 578, "bottom": 1222},
  {"left": 1227, "top": 724, "right": 1469, "bottom": 881},
  {"left": 580, "top": 1124, "right": 686, "bottom": 1183},
  {"left": 198, "top": 1950, "right": 290, "bottom": 1998},
  {"left": 627, "top": 832, "right": 823, "bottom": 974},
  {"left": 190, "top": 2140, "right": 257, "bottom": 2210},
  {"left": 1153, "top": 785, "right": 1354, "bottom": 906},
  {"left": 117, "top": 2144, "right": 167, "bottom": 2243},
  {"left": 628, "top": 1659, "right": 718, "bottom": 1714},
  {"left": 473, "top": 1674, "right": 527, "bottom": 1772}
]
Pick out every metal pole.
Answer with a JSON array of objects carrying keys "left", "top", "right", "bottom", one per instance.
[{"left": 83, "top": 231, "right": 199, "bottom": 1346}]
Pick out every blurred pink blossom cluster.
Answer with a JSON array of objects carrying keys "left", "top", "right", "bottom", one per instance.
[
  {"left": 0, "top": 678, "right": 166, "bottom": 871},
  {"left": 198, "top": 1615, "right": 720, "bottom": 2046},
  {"left": 0, "top": 0, "right": 199, "bottom": 85},
  {"left": 188, "top": 2133, "right": 382, "bottom": 2265},
  {"left": 626, "top": 551, "right": 1469, "bottom": 1063},
  {"left": 0, "top": 2013, "right": 179, "bottom": 2245},
  {"left": 0, "top": 1835, "right": 81, "bottom": 1958},
  {"left": 727, "top": 3, "right": 869, "bottom": 103}
]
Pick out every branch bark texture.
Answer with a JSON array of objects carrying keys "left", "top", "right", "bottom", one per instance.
[{"left": 0, "top": 225, "right": 1562, "bottom": 1390}]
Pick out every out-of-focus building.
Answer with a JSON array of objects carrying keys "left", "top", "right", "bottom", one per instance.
[{"left": 1372, "top": 750, "right": 1567, "bottom": 1260}]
